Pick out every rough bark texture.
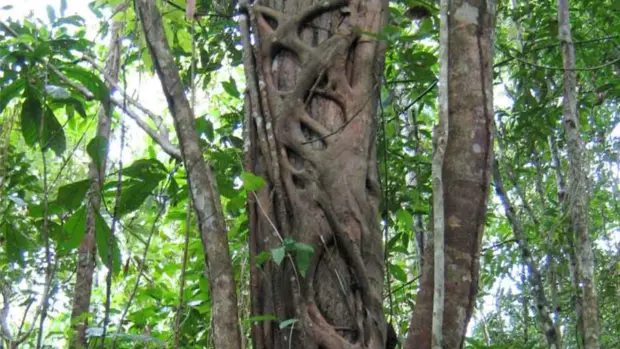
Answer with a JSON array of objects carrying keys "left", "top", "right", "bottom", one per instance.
[
  {"left": 493, "top": 161, "right": 561, "bottom": 349},
  {"left": 134, "top": 1, "right": 242, "bottom": 349},
  {"left": 404, "top": 1, "right": 495, "bottom": 348},
  {"left": 68, "top": 20, "right": 121, "bottom": 349},
  {"left": 241, "top": 1, "right": 389, "bottom": 348},
  {"left": 557, "top": 0, "right": 600, "bottom": 348},
  {"left": 431, "top": 0, "right": 449, "bottom": 347}
]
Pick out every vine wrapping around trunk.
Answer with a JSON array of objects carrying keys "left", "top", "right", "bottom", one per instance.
[{"left": 241, "top": 1, "right": 389, "bottom": 348}]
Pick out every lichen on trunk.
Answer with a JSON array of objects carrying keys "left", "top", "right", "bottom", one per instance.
[{"left": 241, "top": 1, "right": 389, "bottom": 348}]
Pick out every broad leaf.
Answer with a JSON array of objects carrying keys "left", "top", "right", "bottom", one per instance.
[
  {"left": 62, "top": 205, "right": 88, "bottom": 252},
  {"left": 94, "top": 210, "right": 121, "bottom": 274},
  {"left": 56, "top": 179, "right": 90, "bottom": 210},
  {"left": 87, "top": 136, "right": 108, "bottom": 171},
  {"left": 0, "top": 79, "right": 25, "bottom": 114},
  {"left": 270, "top": 246, "right": 286, "bottom": 265},
  {"left": 241, "top": 171, "right": 265, "bottom": 191}
]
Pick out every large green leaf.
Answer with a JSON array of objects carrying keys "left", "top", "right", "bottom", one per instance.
[
  {"left": 61, "top": 66, "right": 109, "bottom": 102},
  {"left": 62, "top": 205, "right": 88, "bottom": 253},
  {"left": 94, "top": 210, "right": 121, "bottom": 275},
  {"left": 19, "top": 96, "right": 67, "bottom": 156},
  {"left": 240, "top": 171, "right": 265, "bottom": 192},
  {"left": 2, "top": 221, "right": 33, "bottom": 265},
  {"left": 112, "top": 159, "right": 168, "bottom": 216},
  {"left": 56, "top": 179, "right": 90, "bottom": 210},
  {"left": 0, "top": 79, "right": 25, "bottom": 114},
  {"left": 117, "top": 179, "right": 160, "bottom": 217},
  {"left": 294, "top": 242, "right": 314, "bottom": 278},
  {"left": 122, "top": 159, "right": 167, "bottom": 180}
]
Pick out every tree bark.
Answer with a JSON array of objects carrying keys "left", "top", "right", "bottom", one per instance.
[
  {"left": 557, "top": 1, "right": 600, "bottom": 348},
  {"left": 241, "top": 0, "right": 389, "bottom": 348},
  {"left": 404, "top": 1, "right": 495, "bottom": 348},
  {"left": 68, "top": 18, "right": 122, "bottom": 349},
  {"left": 134, "top": 1, "right": 242, "bottom": 349}
]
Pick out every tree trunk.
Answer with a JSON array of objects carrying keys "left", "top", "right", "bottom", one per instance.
[
  {"left": 240, "top": 1, "right": 389, "bottom": 348},
  {"left": 404, "top": 1, "right": 495, "bottom": 348},
  {"left": 557, "top": 1, "right": 600, "bottom": 348},
  {"left": 492, "top": 161, "right": 562, "bottom": 349},
  {"left": 69, "top": 19, "right": 122, "bottom": 349},
  {"left": 134, "top": 1, "right": 242, "bottom": 349}
]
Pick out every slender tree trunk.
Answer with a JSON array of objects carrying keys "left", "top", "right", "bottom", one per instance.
[
  {"left": 557, "top": 1, "right": 600, "bottom": 348},
  {"left": 68, "top": 19, "right": 122, "bottom": 349},
  {"left": 134, "top": 2, "right": 242, "bottom": 349},
  {"left": 550, "top": 135, "right": 585, "bottom": 346},
  {"left": 534, "top": 151, "right": 563, "bottom": 346},
  {"left": 493, "top": 161, "right": 562, "bottom": 349},
  {"left": 404, "top": 1, "right": 495, "bottom": 348},
  {"left": 241, "top": 1, "right": 389, "bottom": 348}
]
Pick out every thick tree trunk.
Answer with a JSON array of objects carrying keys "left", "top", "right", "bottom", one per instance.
[
  {"left": 404, "top": 1, "right": 495, "bottom": 348},
  {"left": 134, "top": 2, "right": 242, "bottom": 349},
  {"left": 241, "top": 1, "right": 389, "bottom": 348},
  {"left": 68, "top": 19, "right": 121, "bottom": 349},
  {"left": 557, "top": 1, "right": 600, "bottom": 348}
]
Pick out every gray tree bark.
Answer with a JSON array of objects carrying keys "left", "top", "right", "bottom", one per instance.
[
  {"left": 405, "top": 1, "right": 495, "bottom": 348},
  {"left": 134, "top": 1, "right": 242, "bottom": 349},
  {"left": 557, "top": 0, "right": 600, "bottom": 348},
  {"left": 68, "top": 18, "right": 122, "bottom": 349}
]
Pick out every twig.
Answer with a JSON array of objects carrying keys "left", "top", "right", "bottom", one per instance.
[
  {"left": 386, "top": 274, "right": 422, "bottom": 297},
  {"left": 494, "top": 34, "right": 620, "bottom": 68},
  {"left": 35, "top": 68, "right": 51, "bottom": 349},
  {"left": 100, "top": 117, "right": 125, "bottom": 348},
  {"left": 173, "top": 197, "right": 191, "bottom": 348}
]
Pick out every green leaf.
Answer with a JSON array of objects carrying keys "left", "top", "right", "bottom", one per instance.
[
  {"left": 20, "top": 96, "right": 42, "bottom": 148},
  {"left": 42, "top": 106, "right": 66, "bottom": 156},
  {"left": 94, "top": 210, "right": 121, "bottom": 274},
  {"left": 122, "top": 159, "right": 167, "bottom": 181},
  {"left": 389, "top": 263, "right": 408, "bottom": 283},
  {"left": 293, "top": 243, "right": 314, "bottom": 277},
  {"left": 240, "top": 172, "right": 265, "bottom": 192},
  {"left": 295, "top": 251, "right": 312, "bottom": 277},
  {"left": 395, "top": 209, "right": 413, "bottom": 230},
  {"left": 255, "top": 251, "right": 270, "bottom": 266},
  {"left": 270, "top": 246, "right": 286, "bottom": 265},
  {"left": 63, "top": 98, "right": 87, "bottom": 119},
  {"left": 20, "top": 95, "right": 67, "bottom": 156},
  {"left": 221, "top": 80, "right": 240, "bottom": 98},
  {"left": 45, "top": 85, "right": 71, "bottom": 100},
  {"left": 195, "top": 117, "right": 214, "bottom": 142},
  {"left": 0, "top": 79, "right": 25, "bottom": 114},
  {"left": 279, "top": 318, "right": 299, "bottom": 329},
  {"left": 2, "top": 222, "right": 33, "bottom": 265},
  {"left": 117, "top": 179, "right": 160, "bottom": 217},
  {"left": 167, "top": 177, "right": 179, "bottom": 206},
  {"left": 87, "top": 136, "right": 108, "bottom": 171},
  {"left": 61, "top": 66, "right": 109, "bottom": 102},
  {"left": 243, "top": 314, "right": 278, "bottom": 324},
  {"left": 56, "top": 180, "right": 90, "bottom": 210},
  {"left": 62, "top": 206, "right": 88, "bottom": 252}
]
